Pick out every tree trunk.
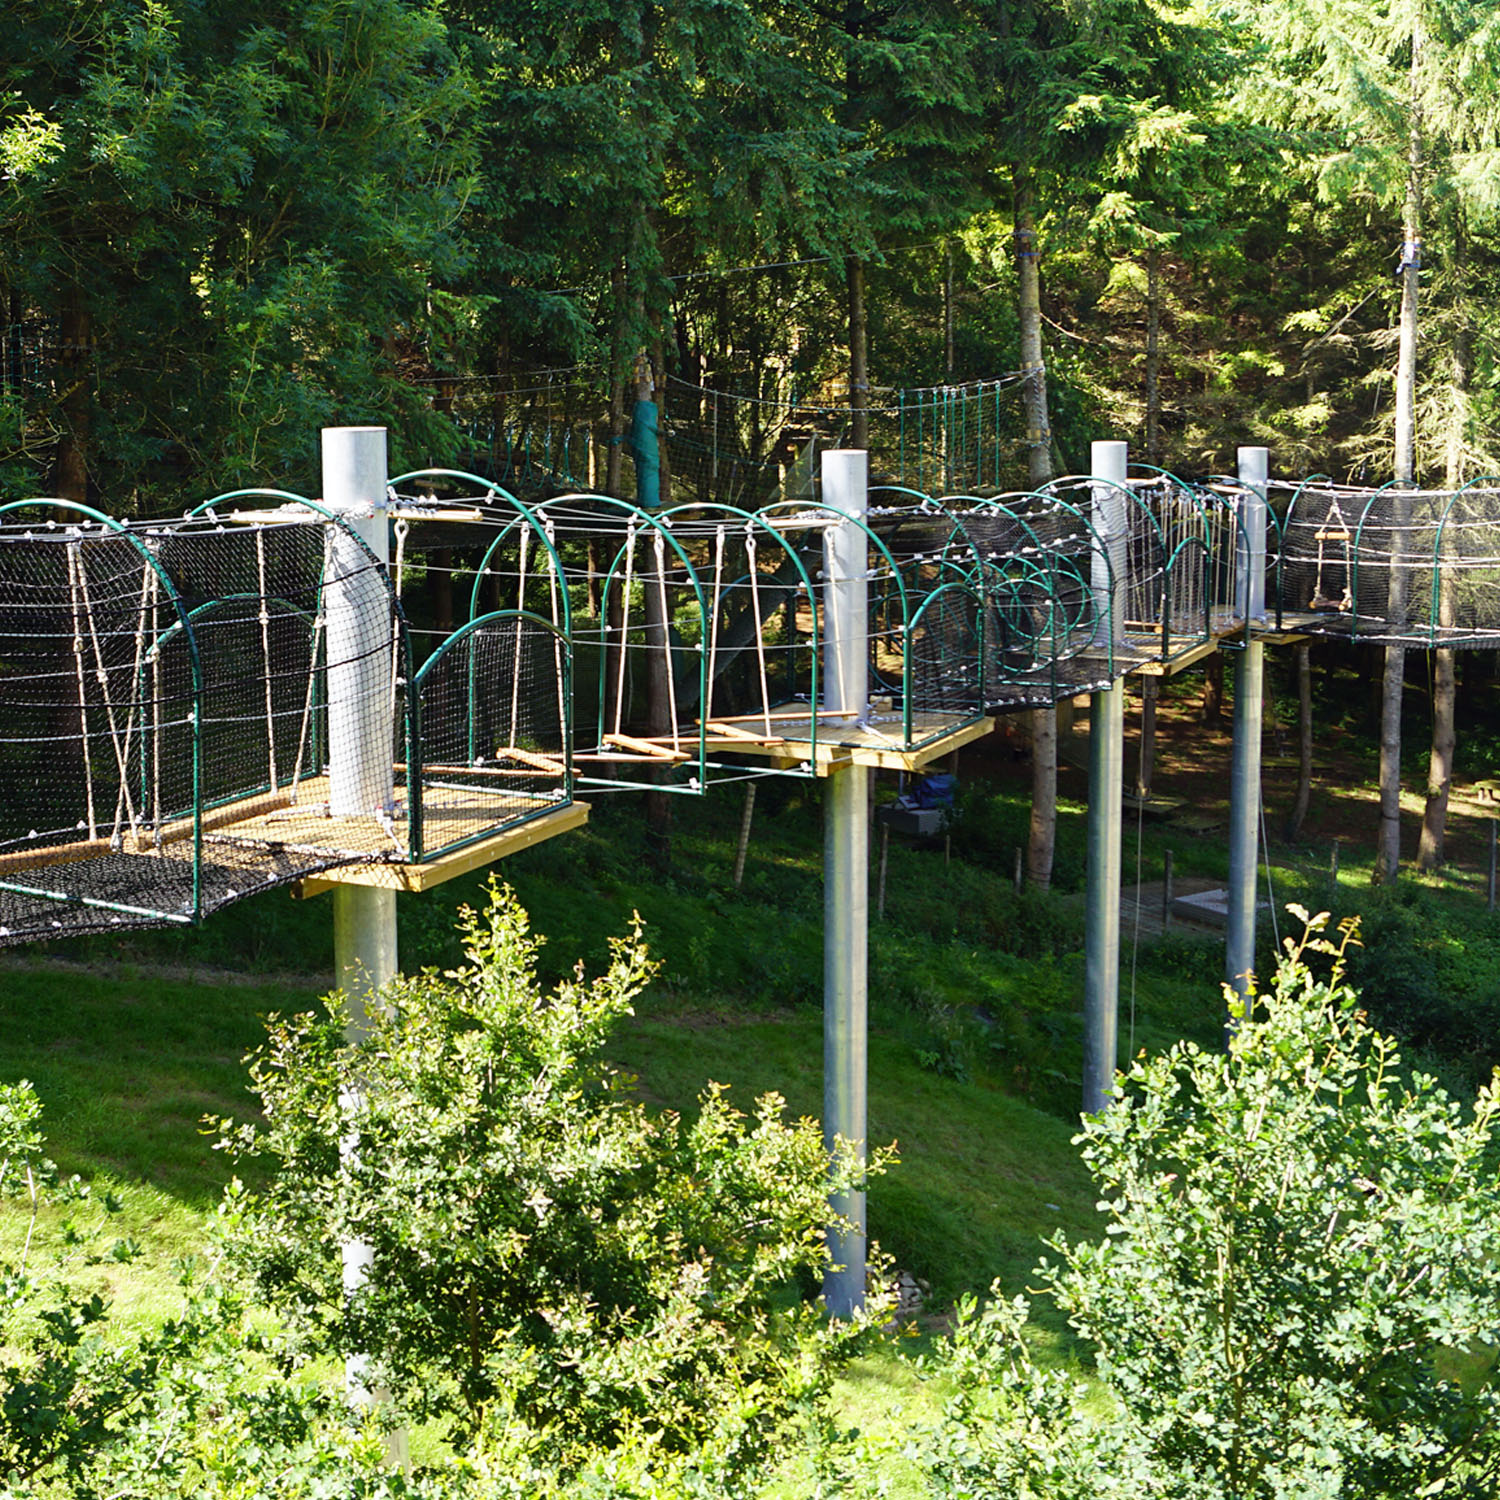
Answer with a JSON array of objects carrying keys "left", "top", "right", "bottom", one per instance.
[
  {"left": 1012, "top": 163, "right": 1059, "bottom": 886},
  {"left": 1012, "top": 165, "right": 1053, "bottom": 491},
  {"left": 1392, "top": 17, "right": 1422, "bottom": 487},
  {"left": 1026, "top": 705, "right": 1056, "bottom": 889},
  {"left": 1145, "top": 242, "right": 1162, "bottom": 467},
  {"left": 1285, "top": 642, "right": 1313, "bottom": 840},
  {"left": 640, "top": 343, "right": 674, "bottom": 873},
  {"left": 1374, "top": 644, "right": 1407, "bottom": 883},
  {"left": 1136, "top": 676, "right": 1157, "bottom": 800},
  {"left": 1418, "top": 204, "right": 1470, "bottom": 873},
  {"left": 1375, "top": 18, "right": 1423, "bottom": 885},
  {"left": 605, "top": 264, "right": 628, "bottom": 499},
  {"left": 52, "top": 284, "right": 90, "bottom": 507},
  {"left": 1202, "top": 655, "right": 1224, "bottom": 725},
  {"left": 944, "top": 241, "right": 955, "bottom": 380},
  {"left": 847, "top": 258, "right": 869, "bottom": 451},
  {"left": 1417, "top": 646, "right": 1454, "bottom": 870}
]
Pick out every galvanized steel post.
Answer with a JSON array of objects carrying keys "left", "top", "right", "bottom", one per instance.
[
  {"left": 1083, "top": 439, "right": 1127, "bottom": 1116},
  {"left": 321, "top": 427, "right": 406, "bottom": 1464},
  {"left": 821, "top": 448, "right": 869, "bottom": 1320},
  {"left": 322, "top": 424, "right": 397, "bottom": 1041},
  {"left": 1225, "top": 445, "right": 1269, "bottom": 1025}
]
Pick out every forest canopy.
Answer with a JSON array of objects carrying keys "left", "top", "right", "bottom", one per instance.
[{"left": 2, "top": 0, "right": 1494, "bottom": 508}]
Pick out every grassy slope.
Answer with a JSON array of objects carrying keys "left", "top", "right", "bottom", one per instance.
[
  {"left": 7, "top": 752, "right": 1499, "bottom": 1488},
  {"left": 0, "top": 780, "right": 1231, "bottom": 1344}
]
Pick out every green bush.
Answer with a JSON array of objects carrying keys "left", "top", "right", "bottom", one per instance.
[
  {"left": 912, "top": 911, "right": 1500, "bottom": 1498},
  {"left": 217, "top": 882, "right": 887, "bottom": 1492}
]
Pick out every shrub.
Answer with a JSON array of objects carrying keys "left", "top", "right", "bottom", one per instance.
[
  {"left": 218, "top": 881, "right": 885, "bottom": 1491},
  {"left": 913, "top": 910, "right": 1500, "bottom": 1498}
]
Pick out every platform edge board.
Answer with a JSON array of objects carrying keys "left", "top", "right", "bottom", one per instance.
[
  {"left": 1129, "top": 636, "right": 1224, "bottom": 677},
  {"left": 292, "top": 801, "right": 591, "bottom": 897},
  {"left": 847, "top": 714, "right": 995, "bottom": 770}
]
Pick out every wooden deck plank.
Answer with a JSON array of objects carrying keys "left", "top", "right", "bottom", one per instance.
[{"left": 293, "top": 801, "right": 590, "bottom": 895}]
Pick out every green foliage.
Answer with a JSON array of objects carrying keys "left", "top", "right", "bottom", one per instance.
[
  {"left": 912, "top": 910, "right": 1500, "bottom": 1497},
  {"left": 0, "top": 0, "right": 477, "bottom": 504},
  {"left": 0, "top": 1080, "right": 215, "bottom": 1496},
  {"left": 218, "top": 881, "right": 884, "bottom": 1489},
  {"left": 1266, "top": 876, "right": 1500, "bottom": 1091}
]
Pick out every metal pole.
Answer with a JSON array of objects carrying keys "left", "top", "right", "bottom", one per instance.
[
  {"left": 821, "top": 448, "right": 868, "bottom": 1320},
  {"left": 1226, "top": 446, "right": 1268, "bottom": 1028},
  {"left": 322, "top": 427, "right": 406, "bottom": 1465},
  {"left": 324, "top": 426, "right": 394, "bottom": 821},
  {"left": 1083, "top": 439, "right": 1127, "bottom": 1116}
]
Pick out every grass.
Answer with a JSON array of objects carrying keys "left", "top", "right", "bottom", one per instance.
[
  {"left": 0, "top": 773, "right": 1242, "bottom": 1400},
  {"left": 0, "top": 958, "right": 316, "bottom": 1330},
  {"left": 6, "top": 750, "right": 1500, "bottom": 1488},
  {"left": 613, "top": 1002, "right": 1097, "bottom": 1323},
  {"left": 0, "top": 779, "right": 1231, "bottom": 1294}
]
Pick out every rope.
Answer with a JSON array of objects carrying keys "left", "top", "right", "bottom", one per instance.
[
  {"left": 289, "top": 530, "right": 330, "bottom": 803},
  {"left": 76, "top": 545, "right": 143, "bottom": 840},
  {"left": 65, "top": 544, "right": 98, "bottom": 842},
  {"left": 1260, "top": 774, "right": 1281, "bottom": 954},
  {"left": 510, "top": 527, "right": 530, "bottom": 748},
  {"left": 256, "top": 532, "right": 279, "bottom": 794},
  {"left": 654, "top": 531, "right": 680, "bottom": 750},
  {"left": 706, "top": 525, "right": 725, "bottom": 720},
  {"left": 149, "top": 569, "right": 162, "bottom": 845},
  {"left": 390, "top": 518, "right": 408, "bottom": 726},
  {"left": 746, "top": 528, "right": 772, "bottom": 736},
  {"left": 546, "top": 520, "right": 566, "bottom": 749},
  {"left": 109, "top": 556, "right": 153, "bottom": 845},
  {"left": 612, "top": 522, "right": 636, "bottom": 738}
]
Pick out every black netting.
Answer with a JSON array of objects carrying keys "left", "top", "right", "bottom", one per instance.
[
  {"left": 0, "top": 510, "right": 413, "bottom": 946},
  {"left": 412, "top": 614, "right": 569, "bottom": 860},
  {"left": 1273, "top": 485, "right": 1500, "bottom": 648},
  {"left": 19, "top": 462, "right": 1500, "bottom": 949}
]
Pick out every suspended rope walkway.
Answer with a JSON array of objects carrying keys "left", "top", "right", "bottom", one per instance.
[
  {"left": 438, "top": 367, "right": 1030, "bottom": 505},
  {"left": 1, "top": 457, "right": 1498, "bottom": 947}
]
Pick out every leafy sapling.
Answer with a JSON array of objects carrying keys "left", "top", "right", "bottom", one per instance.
[
  {"left": 913, "top": 910, "right": 1500, "bottom": 1499},
  {"left": 218, "top": 881, "right": 888, "bottom": 1489}
]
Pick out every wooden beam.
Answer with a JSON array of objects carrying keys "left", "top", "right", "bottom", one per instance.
[
  {"left": 492, "top": 745, "right": 567, "bottom": 774},
  {"left": 293, "top": 801, "right": 590, "bottom": 897},
  {"left": 601, "top": 732, "right": 690, "bottom": 761}
]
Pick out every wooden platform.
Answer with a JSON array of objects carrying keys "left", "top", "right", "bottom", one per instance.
[
  {"left": 1129, "top": 635, "right": 1223, "bottom": 677},
  {"left": 0, "top": 767, "right": 588, "bottom": 900},
  {"left": 198, "top": 772, "right": 569, "bottom": 866},
  {"left": 695, "top": 708, "right": 995, "bottom": 773},
  {"left": 293, "top": 799, "right": 589, "bottom": 896}
]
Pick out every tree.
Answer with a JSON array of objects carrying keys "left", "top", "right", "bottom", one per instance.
[
  {"left": 975, "top": 0, "right": 1218, "bottom": 887},
  {"left": 1219, "top": 0, "right": 1500, "bottom": 880},
  {"left": 914, "top": 909, "right": 1500, "bottom": 1498},
  {"left": 0, "top": 0, "right": 476, "bottom": 507},
  {"left": 217, "top": 882, "right": 881, "bottom": 1489}
]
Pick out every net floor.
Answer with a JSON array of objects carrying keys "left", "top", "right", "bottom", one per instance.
[{"left": 204, "top": 773, "right": 563, "bottom": 863}]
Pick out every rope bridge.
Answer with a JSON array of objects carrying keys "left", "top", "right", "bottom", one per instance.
[
  {"left": 1, "top": 464, "right": 1497, "bottom": 946},
  {"left": 440, "top": 368, "right": 1029, "bottom": 505}
]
